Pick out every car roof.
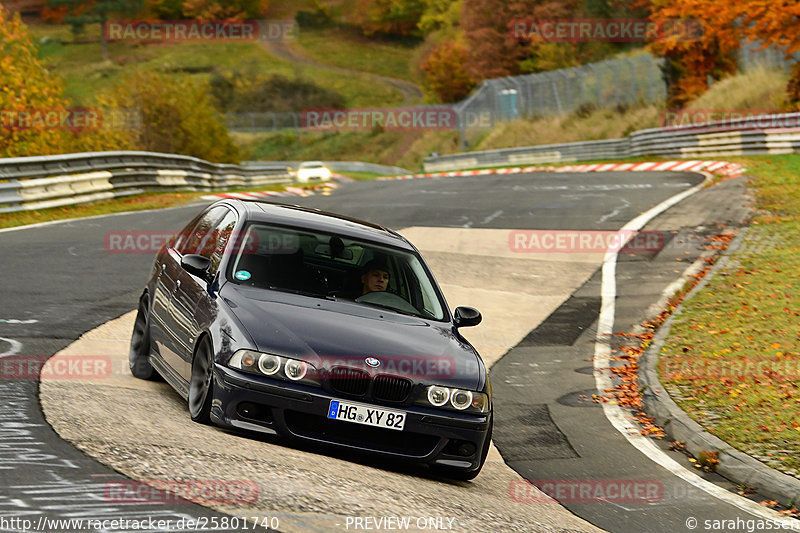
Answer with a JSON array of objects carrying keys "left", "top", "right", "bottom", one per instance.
[{"left": 222, "top": 200, "right": 414, "bottom": 250}]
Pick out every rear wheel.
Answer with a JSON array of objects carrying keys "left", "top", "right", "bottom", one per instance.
[
  {"left": 129, "top": 295, "right": 158, "bottom": 380},
  {"left": 188, "top": 336, "right": 214, "bottom": 424}
]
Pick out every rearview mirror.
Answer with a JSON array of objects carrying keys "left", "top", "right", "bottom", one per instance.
[
  {"left": 453, "top": 306, "right": 481, "bottom": 328},
  {"left": 181, "top": 254, "right": 212, "bottom": 282}
]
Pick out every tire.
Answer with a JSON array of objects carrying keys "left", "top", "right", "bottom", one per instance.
[
  {"left": 188, "top": 336, "right": 215, "bottom": 425},
  {"left": 433, "top": 416, "right": 493, "bottom": 481},
  {"left": 129, "top": 295, "right": 158, "bottom": 380}
]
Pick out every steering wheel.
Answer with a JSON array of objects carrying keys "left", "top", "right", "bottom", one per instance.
[{"left": 355, "top": 291, "right": 419, "bottom": 315}]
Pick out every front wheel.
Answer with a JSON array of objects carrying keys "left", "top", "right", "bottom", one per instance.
[
  {"left": 129, "top": 295, "right": 158, "bottom": 380},
  {"left": 188, "top": 336, "right": 215, "bottom": 424}
]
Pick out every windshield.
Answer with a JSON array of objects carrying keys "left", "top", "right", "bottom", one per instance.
[{"left": 227, "top": 223, "right": 447, "bottom": 321}]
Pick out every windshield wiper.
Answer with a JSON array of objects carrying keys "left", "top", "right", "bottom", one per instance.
[
  {"left": 355, "top": 301, "right": 419, "bottom": 317},
  {"left": 267, "top": 286, "right": 335, "bottom": 300}
]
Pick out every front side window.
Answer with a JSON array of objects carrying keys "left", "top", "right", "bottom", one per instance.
[
  {"left": 177, "top": 206, "right": 229, "bottom": 256},
  {"left": 228, "top": 223, "right": 446, "bottom": 320},
  {"left": 208, "top": 210, "right": 237, "bottom": 274}
]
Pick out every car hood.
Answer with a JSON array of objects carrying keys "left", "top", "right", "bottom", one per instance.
[{"left": 221, "top": 284, "right": 481, "bottom": 389}]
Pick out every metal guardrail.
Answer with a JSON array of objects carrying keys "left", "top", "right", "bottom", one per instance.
[
  {"left": 423, "top": 112, "right": 800, "bottom": 172},
  {"left": 0, "top": 151, "right": 290, "bottom": 214}
]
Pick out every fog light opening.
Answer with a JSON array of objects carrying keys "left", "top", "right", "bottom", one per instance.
[
  {"left": 443, "top": 439, "right": 477, "bottom": 457},
  {"left": 236, "top": 402, "right": 272, "bottom": 423},
  {"left": 457, "top": 442, "right": 477, "bottom": 457}
]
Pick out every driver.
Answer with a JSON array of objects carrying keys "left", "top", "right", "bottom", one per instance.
[{"left": 361, "top": 259, "right": 390, "bottom": 295}]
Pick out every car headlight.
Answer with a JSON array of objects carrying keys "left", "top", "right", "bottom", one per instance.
[
  {"left": 258, "top": 353, "right": 281, "bottom": 375},
  {"left": 420, "top": 385, "right": 489, "bottom": 414},
  {"left": 228, "top": 350, "right": 319, "bottom": 386},
  {"left": 427, "top": 385, "right": 450, "bottom": 406},
  {"left": 284, "top": 359, "right": 307, "bottom": 381},
  {"left": 450, "top": 389, "right": 472, "bottom": 410}
]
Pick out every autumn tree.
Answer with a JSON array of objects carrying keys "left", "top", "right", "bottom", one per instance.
[
  {"left": 0, "top": 5, "right": 74, "bottom": 158},
  {"left": 143, "top": 0, "right": 186, "bottom": 18},
  {"left": 420, "top": 38, "right": 476, "bottom": 101},
  {"left": 45, "top": 0, "right": 143, "bottom": 60},
  {"left": 461, "top": 0, "right": 580, "bottom": 81},
  {"left": 418, "top": 0, "right": 462, "bottom": 35},
  {"left": 92, "top": 71, "right": 240, "bottom": 163},
  {"left": 735, "top": 1, "right": 800, "bottom": 107},
  {"left": 352, "top": 0, "right": 425, "bottom": 37},
  {"left": 647, "top": 0, "right": 739, "bottom": 107},
  {"left": 181, "top": 0, "right": 268, "bottom": 20}
]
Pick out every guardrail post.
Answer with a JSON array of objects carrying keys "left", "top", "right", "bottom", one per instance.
[
  {"left": 549, "top": 73, "right": 563, "bottom": 115},
  {"left": 610, "top": 61, "right": 621, "bottom": 106},
  {"left": 625, "top": 58, "right": 637, "bottom": 104}
]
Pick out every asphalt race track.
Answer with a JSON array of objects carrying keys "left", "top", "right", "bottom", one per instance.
[{"left": 1, "top": 171, "right": 797, "bottom": 533}]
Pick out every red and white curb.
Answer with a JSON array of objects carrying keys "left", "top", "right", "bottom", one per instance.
[
  {"left": 377, "top": 160, "right": 745, "bottom": 180},
  {"left": 202, "top": 181, "right": 339, "bottom": 201}
]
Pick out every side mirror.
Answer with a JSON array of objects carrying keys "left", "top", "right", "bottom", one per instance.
[
  {"left": 181, "top": 254, "right": 212, "bottom": 282},
  {"left": 453, "top": 306, "right": 481, "bottom": 328}
]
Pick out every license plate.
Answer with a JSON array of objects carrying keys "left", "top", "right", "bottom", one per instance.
[{"left": 327, "top": 400, "right": 406, "bottom": 431}]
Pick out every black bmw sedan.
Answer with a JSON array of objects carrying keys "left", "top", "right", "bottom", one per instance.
[{"left": 129, "top": 199, "right": 492, "bottom": 479}]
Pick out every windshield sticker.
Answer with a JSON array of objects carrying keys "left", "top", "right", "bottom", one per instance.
[{"left": 234, "top": 270, "right": 251, "bottom": 281}]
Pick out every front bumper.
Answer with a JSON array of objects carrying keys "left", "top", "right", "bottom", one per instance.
[{"left": 211, "top": 364, "right": 491, "bottom": 472}]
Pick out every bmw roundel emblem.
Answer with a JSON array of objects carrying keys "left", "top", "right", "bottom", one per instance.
[{"left": 365, "top": 357, "right": 380, "bottom": 368}]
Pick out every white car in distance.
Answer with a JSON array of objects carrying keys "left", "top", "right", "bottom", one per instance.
[{"left": 295, "top": 161, "right": 332, "bottom": 183}]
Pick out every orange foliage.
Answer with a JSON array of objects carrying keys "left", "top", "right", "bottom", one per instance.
[
  {"left": 0, "top": 5, "right": 74, "bottom": 157},
  {"left": 39, "top": 5, "right": 69, "bottom": 23},
  {"left": 352, "top": 0, "right": 424, "bottom": 37},
  {"left": 737, "top": 1, "right": 800, "bottom": 107},
  {"left": 420, "top": 39, "right": 477, "bottom": 103},
  {"left": 739, "top": 1, "right": 800, "bottom": 55},
  {"left": 182, "top": 0, "right": 269, "bottom": 20},
  {"left": 648, "top": 0, "right": 739, "bottom": 107},
  {"left": 649, "top": 0, "right": 800, "bottom": 107}
]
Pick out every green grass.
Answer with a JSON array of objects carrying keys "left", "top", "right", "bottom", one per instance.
[
  {"left": 235, "top": 64, "right": 793, "bottom": 168},
  {"left": 235, "top": 128, "right": 458, "bottom": 171},
  {"left": 658, "top": 154, "right": 800, "bottom": 477},
  {"left": 30, "top": 23, "right": 403, "bottom": 108},
  {"left": 295, "top": 27, "right": 421, "bottom": 84}
]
